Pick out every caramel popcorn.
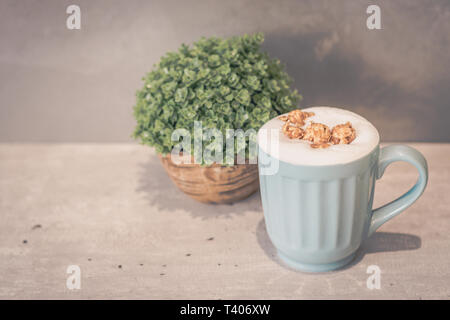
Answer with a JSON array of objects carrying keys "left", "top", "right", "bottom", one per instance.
[
  {"left": 282, "top": 121, "right": 304, "bottom": 139},
  {"left": 311, "top": 142, "right": 331, "bottom": 149},
  {"left": 279, "top": 109, "right": 314, "bottom": 125},
  {"left": 287, "top": 110, "right": 308, "bottom": 126},
  {"left": 331, "top": 122, "right": 356, "bottom": 145},
  {"left": 278, "top": 109, "right": 356, "bottom": 149},
  {"left": 303, "top": 122, "right": 331, "bottom": 144}
]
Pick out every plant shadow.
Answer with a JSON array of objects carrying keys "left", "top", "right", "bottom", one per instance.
[
  {"left": 135, "top": 153, "right": 262, "bottom": 220},
  {"left": 256, "top": 218, "right": 421, "bottom": 272}
]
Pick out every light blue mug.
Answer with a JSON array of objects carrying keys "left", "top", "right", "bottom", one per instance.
[{"left": 258, "top": 141, "right": 428, "bottom": 272}]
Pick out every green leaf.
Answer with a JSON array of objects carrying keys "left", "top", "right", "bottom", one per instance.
[
  {"left": 236, "top": 89, "right": 251, "bottom": 106},
  {"left": 208, "top": 54, "right": 221, "bottom": 67},
  {"left": 245, "top": 75, "right": 261, "bottom": 91},
  {"left": 174, "top": 87, "right": 188, "bottom": 103}
]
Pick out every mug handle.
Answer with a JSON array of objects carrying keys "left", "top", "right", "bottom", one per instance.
[{"left": 368, "top": 145, "right": 428, "bottom": 237}]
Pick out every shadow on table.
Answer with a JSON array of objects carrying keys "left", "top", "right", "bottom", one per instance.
[
  {"left": 136, "top": 154, "right": 262, "bottom": 220},
  {"left": 256, "top": 219, "right": 421, "bottom": 272}
]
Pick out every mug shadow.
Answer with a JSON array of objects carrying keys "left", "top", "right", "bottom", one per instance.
[
  {"left": 256, "top": 219, "right": 421, "bottom": 272},
  {"left": 135, "top": 153, "right": 262, "bottom": 220}
]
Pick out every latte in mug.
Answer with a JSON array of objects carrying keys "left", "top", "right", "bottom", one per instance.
[
  {"left": 258, "top": 106, "right": 380, "bottom": 166},
  {"left": 257, "top": 106, "right": 428, "bottom": 272}
]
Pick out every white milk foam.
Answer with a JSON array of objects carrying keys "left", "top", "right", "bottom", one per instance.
[{"left": 258, "top": 106, "right": 380, "bottom": 166}]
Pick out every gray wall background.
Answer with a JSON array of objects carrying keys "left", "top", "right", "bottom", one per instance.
[{"left": 0, "top": 0, "right": 449, "bottom": 142}]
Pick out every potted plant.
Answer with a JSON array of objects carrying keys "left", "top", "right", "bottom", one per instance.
[{"left": 133, "top": 33, "right": 301, "bottom": 203}]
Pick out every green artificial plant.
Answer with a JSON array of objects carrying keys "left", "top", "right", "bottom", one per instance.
[{"left": 133, "top": 33, "right": 302, "bottom": 162}]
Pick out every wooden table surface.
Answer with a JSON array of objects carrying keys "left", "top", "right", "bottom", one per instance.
[{"left": 0, "top": 143, "right": 449, "bottom": 299}]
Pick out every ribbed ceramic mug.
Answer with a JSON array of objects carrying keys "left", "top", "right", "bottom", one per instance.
[{"left": 258, "top": 141, "right": 428, "bottom": 272}]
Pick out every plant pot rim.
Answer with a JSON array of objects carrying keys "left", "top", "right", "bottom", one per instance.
[{"left": 158, "top": 152, "right": 257, "bottom": 167}]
